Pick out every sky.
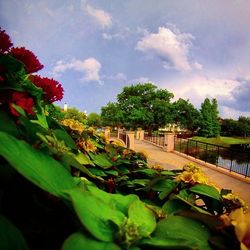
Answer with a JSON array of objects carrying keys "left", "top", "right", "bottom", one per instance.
[{"left": 1, "top": 0, "right": 250, "bottom": 118}]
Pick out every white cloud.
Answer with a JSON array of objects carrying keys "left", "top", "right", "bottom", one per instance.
[
  {"left": 102, "top": 27, "right": 130, "bottom": 40},
  {"left": 52, "top": 57, "right": 102, "bottom": 84},
  {"left": 83, "top": 3, "right": 112, "bottom": 29},
  {"left": 136, "top": 26, "right": 201, "bottom": 72},
  {"left": 129, "top": 77, "right": 150, "bottom": 84}
]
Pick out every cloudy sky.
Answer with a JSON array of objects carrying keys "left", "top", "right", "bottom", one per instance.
[{"left": 1, "top": 0, "right": 250, "bottom": 118}]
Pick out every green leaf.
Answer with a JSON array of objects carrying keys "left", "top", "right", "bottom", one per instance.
[
  {"left": 75, "top": 152, "right": 94, "bottom": 166},
  {"left": 105, "top": 169, "right": 119, "bottom": 176},
  {"left": 53, "top": 129, "right": 77, "bottom": 149},
  {"left": 89, "top": 153, "right": 113, "bottom": 169},
  {"left": 30, "top": 105, "right": 48, "bottom": 129},
  {"left": 0, "top": 132, "right": 76, "bottom": 198},
  {"left": 0, "top": 215, "right": 29, "bottom": 250},
  {"left": 85, "top": 183, "right": 138, "bottom": 215},
  {"left": 162, "top": 199, "right": 190, "bottom": 215},
  {"left": 65, "top": 189, "right": 126, "bottom": 242},
  {"left": 62, "top": 232, "right": 121, "bottom": 250},
  {"left": 134, "top": 168, "right": 158, "bottom": 177},
  {"left": 189, "top": 184, "right": 221, "bottom": 201},
  {"left": 0, "top": 111, "right": 20, "bottom": 137},
  {"left": 141, "top": 215, "right": 211, "bottom": 250},
  {"left": 151, "top": 179, "right": 177, "bottom": 192},
  {"left": 128, "top": 200, "right": 156, "bottom": 237},
  {"left": 89, "top": 168, "right": 107, "bottom": 177}
]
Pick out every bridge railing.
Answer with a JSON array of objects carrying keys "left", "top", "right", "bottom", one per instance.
[
  {"left": 144, "top": 132, "right": 165, "bottom": 147},
  {"left": 174, "top": 137, "right": 250, "bottom": 178}
]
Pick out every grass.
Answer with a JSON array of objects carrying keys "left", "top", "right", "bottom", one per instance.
[{"left": 191, "top": 136, "right": 250, "bottom": 147}]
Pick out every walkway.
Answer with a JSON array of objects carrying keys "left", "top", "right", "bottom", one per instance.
[{"left": 134, "top": 140, "right": 250, "bottom": 207}]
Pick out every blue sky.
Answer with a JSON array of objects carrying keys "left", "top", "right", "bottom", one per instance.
[{"left": 1, "top": 0, "right": 250, "bottom": 118}]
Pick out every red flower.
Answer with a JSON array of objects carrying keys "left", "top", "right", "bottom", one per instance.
[
  {"left": 0, "top": 28, "right": 13, "bottom": 53},
  {"left": 9, "top": 47, "right": 44, "bottom": 74},
  {"left": 9, "top": 91, "right": 35, "bottom": 117},
  {"left": 29, "top": 75, "right": 64, "bottom": 103}
]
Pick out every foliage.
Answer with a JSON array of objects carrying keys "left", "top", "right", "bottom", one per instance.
[
  {"left": 172, "top": 98, "right": 200, "bottom": 131},
  {"left": 63, "top": 107, "right": 87, "bottom": 124},
  {"left": 0, "top": 28, "right": 248, "bottom": 250},
  {"left": 199, "top": 98, "right": 220, "bottom": 137},
  {"left": 101, "top": 83, "right": 174, "bottom": 131},
  {"left": 87, "top": 112, "right": 102, "bottom": 127},
  {"left": 192, "top": 136, "right": 250, "bottom": 147},
  {"left": 101, "top": 102, "right": 124, "bottom": 127}
]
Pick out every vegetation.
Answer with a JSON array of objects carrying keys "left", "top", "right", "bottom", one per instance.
[
  {"left": 199, "top": 98, "right": 220, "bottom": 138},
  {"left": 221, "top": 117, "right": 250, "bottom": 138},
  {"left": 1, "top": 28, "right": 249, "bottom": 250},
  {"left": 86, "top": 112, "right": 102, "bottom": 127},
  {"left": 192, "top": 136, "right": 250, "bottom": 147}
]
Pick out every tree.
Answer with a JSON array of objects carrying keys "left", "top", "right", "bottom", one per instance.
[
  {"left": 221, "top": 119, "right": 239, "bottom": 136},
  {"left": 172, "top": 98, "right": 200, "bottom": 131},
  {"left": 63, "top": 107, "right": 87, "bottom": 124},
  {"left": 238, "top": 116, "right": 250, "bottom": 138},
  {"left": 115, "top": 83, "right": 174, "bottom": 131},
  {"left": 199, "top": 98, "right": 220, "bottom": 137},
  {"left": 101, "top": 102, "right": 124, "bottom": 127},
  {"left": 87, "top": 112, "right": 102, "bottom": 127}
]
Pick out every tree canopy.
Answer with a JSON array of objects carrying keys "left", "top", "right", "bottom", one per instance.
[
  {"left": 199, "top": 98, "right": 220, "bottom": 137},
  {"left": 101, "top": 83, "right": 174, "bottom": 131}
]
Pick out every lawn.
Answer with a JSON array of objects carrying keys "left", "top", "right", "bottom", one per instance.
[{"left": 191, "top": 136, "right": 250, "bottom": 147}]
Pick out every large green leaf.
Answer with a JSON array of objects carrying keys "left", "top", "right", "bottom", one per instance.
[
  {"left": 0, "top": 111, "right": 20, "bottom": 137},
  {"left": 75, "top": 152, "right": 94, "bottom": 166},
  {"left": 128, "top": 199, "right": 156, "bottom": 237},
  {"left": 89, "top": 153, "right": 113, "bottom": 169},
  {"left": 0, "top": 132, "right": 76, "bottom": 198},
  {"left": 141, "top": 215, "right": 211, "bottom": 250},
  {"left": 0, "top": 215, "right": 29, "bottom": 250},
  {"left": 85, "top": 183, "right": 138, "bottom": 215},
  {"left": 53, "top": 129, "right": 77, "bottom": 149},
  {"left": 65, "top": 189, "right": 126, "bottom": 242},
  {"left": 62, "top": 232, "right": 121, "bottom": 250},
  {"left": 189, "top": 184, "right": 221, "bottom": 201}
]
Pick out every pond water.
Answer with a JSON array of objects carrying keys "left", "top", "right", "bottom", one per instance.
[{"left": 176, "top": 140, "right": 250, "bottom": 177}]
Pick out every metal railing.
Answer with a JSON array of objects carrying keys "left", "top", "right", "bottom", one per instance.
[
  {"left": 174, "top": 137, "right": 250, "bottom": 177},
  {"left": 144, "top": 132, "right": 165, "bottom": 147}
]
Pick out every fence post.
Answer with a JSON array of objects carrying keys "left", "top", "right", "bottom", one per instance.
[
  {"left": 126, "top": 131, "right": 135, "bottom": 150},
  {"left": 163, "top": 132, "right": 175, "bottom": 152}
]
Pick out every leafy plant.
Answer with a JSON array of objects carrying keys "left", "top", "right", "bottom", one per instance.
[{"left": 0, "top": 27, "right": 248, "bottom": 250}]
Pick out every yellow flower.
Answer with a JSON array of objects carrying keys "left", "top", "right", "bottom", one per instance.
[
  {"left": 193, "top": 172, "right": 208, "bottom": 184},
  {"left": 229, "top": 208, "right": 250, "bottom": 250},
  {"left": 77, "top": 139, "right": 97, "bottom": 153},
  {"left": 183, "top": 162, "right": 201, "bottom": 173},
  {"left": 61, "top": 119, "right": 85, "bottom": 133},
  {"left": 151, "top": 164, "right": 164, "bottom": 171},
  {"left": 176, "top": 171, "right": 196, "bottom": 184},
  {"left": 223, "top": 193, "right": 248, "bottom": 212}
]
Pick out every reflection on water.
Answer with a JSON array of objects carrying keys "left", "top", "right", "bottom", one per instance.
[{"left": 178, "top": 143, "right": 250, "bottom": 177}]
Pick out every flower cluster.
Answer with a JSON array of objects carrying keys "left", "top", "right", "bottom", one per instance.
[
  {"left": 10, "top": 47, "right": 44, "bottom": 74},
  {"left": 29, "top": 75, "right": 63, "bottom": 103},
  {"left": 151, "top": 164, "right": 164, "bottom": 171},
  {"left": 9, "top": 91, "right": 35, "bottom": 117},
  {"left": 61, "top": 119, "right": 85, "bottom": 133},
  {"left": 0, "top": 28, "right": 13, "bottom": 53},
  {"left": 76, "top": 138, "right": 97, "bottom": 153},
  {"left": 175, "top": 163, "right": 208, "bottom": 185},
  {"left": 229, "top": 208, "right": 250, "bottom": 250},
  {"left": 222, "top": 193, "right": 248, "bottom": 212}
]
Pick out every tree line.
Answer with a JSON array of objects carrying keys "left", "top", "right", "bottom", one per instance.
[{"left": 101, "top": 83, "right": 221, "bottom": 137}]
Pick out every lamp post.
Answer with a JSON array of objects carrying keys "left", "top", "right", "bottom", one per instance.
[{"left": 64, "top": 103, "right": 68, "bottom": 112}]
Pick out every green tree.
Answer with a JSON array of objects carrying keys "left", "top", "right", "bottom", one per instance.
[
  {"left": 64, "top": 107, "right": 87, "bottom": 124},
  {"left": 87, "top": 112, "right": 102, "bottom": 127},
  {"left": 101, "top": 102, "right": 124, "bottom": 127},
  {"left": 116, "top": 83, "right": 174, "bottom": 131},
  {"left": 221, "top": 118, "right": 239, "bottom": 136},
  {"left": 172, "top": 98, "right": 200, "bottom": 131},
  {"left": 199, "top": 98, "right": 220, "bottom": 137},
  {"left": 238, "top": 116, "right": 250, "bottom": 138}
]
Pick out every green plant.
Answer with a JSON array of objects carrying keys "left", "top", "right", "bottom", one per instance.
[{"left": 0, "top": 27, "right": 249, "bottom": 250}]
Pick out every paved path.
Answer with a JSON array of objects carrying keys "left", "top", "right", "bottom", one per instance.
[{"left": 134, "top": 140, "right": 250, "bottom": 207}]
